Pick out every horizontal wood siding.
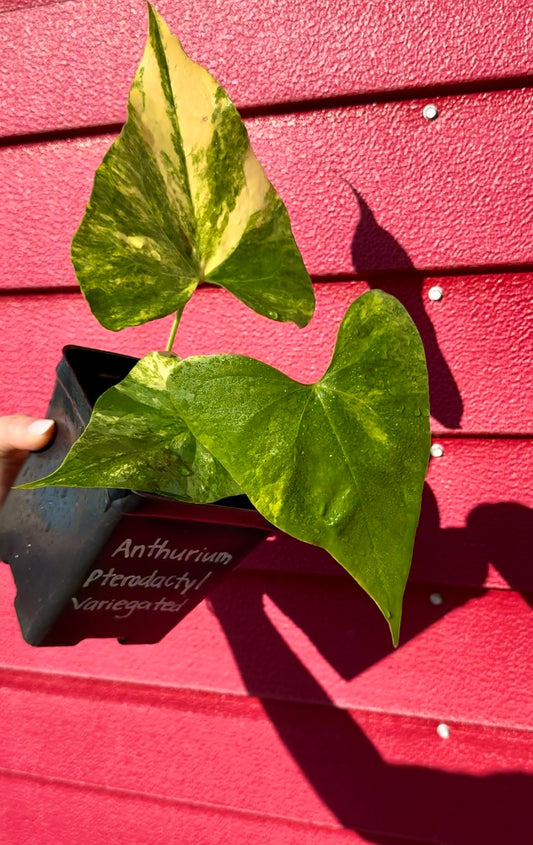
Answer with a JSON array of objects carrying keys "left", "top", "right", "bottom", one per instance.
[
  {"left": 1, "top": 278, "right": 532, "bottom": 434},
  {"left": 0, "top": 1, "right": 531, "bottom": 843},
  {"left": 1, "top": 0, "right": 531, "bottom": 136},
  {"left": 3, "top": 93, "right": 533, "bottom": 292}
]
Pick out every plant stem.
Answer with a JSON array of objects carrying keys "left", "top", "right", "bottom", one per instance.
[
  {"left": 166, "top": 315, "right": 180, "bottom": 352},
  {"left": 166, "top": 303, "right": 186, "bottom": 352}
]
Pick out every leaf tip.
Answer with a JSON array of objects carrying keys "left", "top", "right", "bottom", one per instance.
[
  {"left": 386, "top": 611, "right": 401, "bottom": 648},
  {"left": 294, "top": 309, "right": 314, "bottom": 330},
  {"left": 374, "top": 594, "right": 402, "bottom": 648}
]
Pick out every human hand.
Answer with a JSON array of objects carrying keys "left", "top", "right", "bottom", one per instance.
[{"left": 0, "top": 415, "right": 55, "bottom": 507}]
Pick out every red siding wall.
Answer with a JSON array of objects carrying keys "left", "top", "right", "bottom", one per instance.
[{"left": 1, "top": 1, "right": 532, "bottom": 843}]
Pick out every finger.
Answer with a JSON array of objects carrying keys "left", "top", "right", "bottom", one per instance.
[
  {"left": 0, "top": 415, "right": 55, "bottom": 456},
  {"left": 0, "top": 416, "right": 56, "bottom": 507}
]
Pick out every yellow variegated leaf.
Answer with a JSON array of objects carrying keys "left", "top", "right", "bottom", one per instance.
[
  {"left": 72, "top": 4, "right": 314, "bottom": 331},
  {"left": 20, "top": 352, "right": 241, "bottom": 503},
  {"left": 169, "top": 291, "right": 431, "bottom": 644}
]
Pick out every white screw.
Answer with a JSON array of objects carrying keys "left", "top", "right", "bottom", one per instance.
[
  {"left": 430, "top": 592, "right": 443, "bottom": 606},
  {"left": 430, "top": 443, "right": 445, "bottom": 458},
  {"left": 437, "top": 723, "right": 451, "bottom": 739},
  {"left": 423, "top": 104, "right": 438, "bottom": 121},
  {"left": 428, "top": 285, "right": 444, "bottom": 301}
]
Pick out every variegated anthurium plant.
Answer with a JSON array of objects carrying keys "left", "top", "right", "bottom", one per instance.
[{"left": 22, "top": 4, "right": 430, "bottom": 645}]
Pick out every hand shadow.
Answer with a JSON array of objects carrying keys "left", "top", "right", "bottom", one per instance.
[
  {"left": 208, "top": 487, "right": 532, "bottom": 843},
  {"left": 346, "top": 184, "right": 464, "bottom": 430}
]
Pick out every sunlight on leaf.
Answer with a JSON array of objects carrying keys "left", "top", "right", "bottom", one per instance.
[
  {"left": 19, "top": 352, "right": 241, "bottom": 504},
  {"left": 71, "top": 3, "right": 314, "bottom": 331},
  {"left": 169, "top": 290, "right": 431, "bottom": 644}
]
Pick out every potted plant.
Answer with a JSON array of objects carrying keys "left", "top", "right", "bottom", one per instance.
[{"left": 0, "top": 4, "right": 429, "bottom": 648}]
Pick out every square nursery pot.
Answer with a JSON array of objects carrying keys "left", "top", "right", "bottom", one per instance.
[{"left": 0, "top": 346, "right": 271, "bottom": 647}]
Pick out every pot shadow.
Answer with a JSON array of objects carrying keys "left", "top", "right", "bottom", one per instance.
[
  {"left": 347, "top": 184, "right": 463, "bottom": 430},
  {"left": 208, "top": 490, "right": 533, "bottom": 844}
]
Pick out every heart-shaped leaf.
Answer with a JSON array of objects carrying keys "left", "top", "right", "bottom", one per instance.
[
  {"left": 169, "top": 290, "right": 430, "bottom": 643},
  {"left": 71, "top": 3, "right": 314, "bottom": 331},
  {"left": 20, "top": 352, "right": 240, "bottom": 503}
]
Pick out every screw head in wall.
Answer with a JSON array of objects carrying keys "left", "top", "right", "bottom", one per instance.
[
  {"left": 437, "top": 723, "right": 451, "bottom": 739},
  {"left": 428, "top": 285, "right": 444, "bottom": 301},
  {"left": 430, "top": 443, "right": 445, "bottom": 458},
  {"left": 423, "top": 104, "right": 438, "bottom": 121}
]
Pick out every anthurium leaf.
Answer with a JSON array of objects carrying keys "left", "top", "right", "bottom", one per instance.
[
  {"left": 19, "top": 352, "right": 241, "bottom": 504},
  {"left": 169, "top": 290, "right": 430, "bottom": 644},
  {"left": 71, "top": 3, "right": 314, "bottom": 331}
]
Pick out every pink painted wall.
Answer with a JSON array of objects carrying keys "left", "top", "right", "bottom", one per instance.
[{"left": 1, "top": 1, "right": 531, "bottom": 842}]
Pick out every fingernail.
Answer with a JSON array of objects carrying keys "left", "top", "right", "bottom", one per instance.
[{"left": 28, "top": 419, "right": 55, "bottom": 437}]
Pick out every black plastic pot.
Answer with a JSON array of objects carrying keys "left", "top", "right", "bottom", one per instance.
[{"left": 0, "top": 346, "right": 271, "bottom": 646}]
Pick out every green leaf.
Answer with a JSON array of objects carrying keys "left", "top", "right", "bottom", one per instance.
[
  {"left": 19, "top": 352, "right": 241, "bottom": 504},
  {"left": 71, "top": 3, "right": 314, "bottom": 331},
  {"left": 169, "top": 290, "right": 430, "bottom": 644}
]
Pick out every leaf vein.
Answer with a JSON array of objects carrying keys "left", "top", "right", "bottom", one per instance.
[{"left": 314, "top": 390, "right": 381, "bottom": 569}]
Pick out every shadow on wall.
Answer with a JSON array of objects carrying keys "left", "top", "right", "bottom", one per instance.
[
  {"left": 210, "top": 492, "right": 533, "bottom": 844},
  {"left": 347, "top": 184, "right": 463, "bottom": 430},
  {"left": 209, "top": 199, "right": 531, "bottom": 842},
  {"left": 231, "top": 489, "right": 533, "bottom": 680}
]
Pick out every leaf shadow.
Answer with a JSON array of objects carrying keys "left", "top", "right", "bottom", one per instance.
[
  {"left": 347, "top": 185, "right": 464, "bottom": 430},
  {"left": 208, "top": 487, "right": 533, "bottom": 843}
]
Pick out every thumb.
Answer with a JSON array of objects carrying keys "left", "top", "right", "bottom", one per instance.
[
  {"left": 0, "top": 415, "right": 56, "bottom": 455},
  {"left": 0, "top": 415, "right": 56, "bottom": 507}
]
